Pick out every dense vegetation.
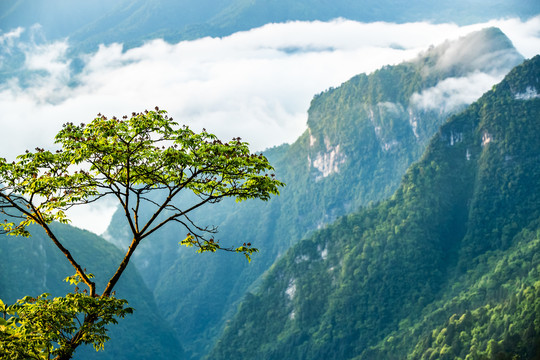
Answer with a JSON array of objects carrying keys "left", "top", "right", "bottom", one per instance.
[
  {"left": 0, "top": 19, "right": 533, "bottom": 358},
  {"left": 0, "top": 109, "right": 282, "bottom": 359},
  {"left": 208, "top": 55, "right": 540, "bottom": 359},
  {"left": 100, "top": 28, "right": 523, "bottom": 358}
]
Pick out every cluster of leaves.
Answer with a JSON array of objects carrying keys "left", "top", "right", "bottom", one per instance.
[
  {"left": 1, "top": 107, "right": 283, "bottom": 258},
  {"left": 0, "top": 294, "right": 132, "bottom": 360},
  {"left": 1, "top": 107, "right": 283, "bottom": 358},
  {"left": 0, "top": 148, "right": 93, "bottom": 236},
  {"left": 56, "top": 109, "right": 281, "bottom": 201},
  {"left": 0, "top": 222, "right": 186, "bottom": 360},
  {"left": 53, "top": 108, "right": 283, "bottom": 260},
  {"left": 180, "top": 233, "right": 259, "bottom": 262}
]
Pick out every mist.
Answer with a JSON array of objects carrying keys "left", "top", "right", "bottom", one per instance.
[{"left": 1, "top": 16, "right": 539, "bottom": 234}]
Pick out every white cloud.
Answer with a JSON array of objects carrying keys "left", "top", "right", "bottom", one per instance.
[
  {"left": 0, "top": 27, "right": 24, "bottom": 67},
  {"left": 64, "top": 197, "right": 118, "bottom": 235},
  {"left": 410, "top": 72, "right": 505, "bottom": 113},
  {"left": 481, "top": 16, "right": 540, "bottom": 59},
  {"left": 0, "top": 27, "right": 24, "bottom": 46},
  {"left": 0, "top": 16, "right": 539, "bottom": 234}
]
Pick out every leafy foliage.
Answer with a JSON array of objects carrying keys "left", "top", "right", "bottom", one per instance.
[
  {"left": 0, "top": 108, "right": 283, "bottom": 359},
  {"left": 0, "top": 294, "right": 132, "bottom": 360}
]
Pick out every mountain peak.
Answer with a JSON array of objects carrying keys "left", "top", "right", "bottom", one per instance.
[
  {"left": 209, "top": 54, "right": 540, "bottom": 360},
  {"left": 416, "top": 27, "right": 523, "bottom": 78}
]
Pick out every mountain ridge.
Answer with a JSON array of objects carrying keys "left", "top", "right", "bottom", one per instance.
[
  {"left": 208, "top": 55, "right": 540, "bottom": 360},
  {"left": 102, "top": 27, "right": 524, "bottom": 359},
  {"left": 1, "top": 0, "right": 538, "bottom": 53}
]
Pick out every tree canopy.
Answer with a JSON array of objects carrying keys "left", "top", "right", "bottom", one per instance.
[{"left": 0, "top": 107, "right": 284, "bottom": 359}]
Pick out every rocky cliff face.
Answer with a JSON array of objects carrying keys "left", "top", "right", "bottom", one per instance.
[
  {"left": 209, "top": 54, "right": 540, "bottom": 360},
  {"left": 101, "top": 28, "right": 524, "bottom": 359}
]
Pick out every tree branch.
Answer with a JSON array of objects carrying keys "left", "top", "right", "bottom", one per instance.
[{"left": 102, "top": 235, "right": 140, "bottom": 297}]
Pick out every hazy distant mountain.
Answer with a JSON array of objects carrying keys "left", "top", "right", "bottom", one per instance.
[
  {"left": 1, "top": 0, "right": 538, "bottom": 52},
  {"left": 209, "top": 53, "right": 540, "bottom": 360},
  {"left": 1, "top": 2, "right": 538, "bottom": 360},
  {"left": 103, "top": 27, "right": 524, "bottom": 359},
  {"left": 0, "top": 223, "right": 185, "bottom": 360}
]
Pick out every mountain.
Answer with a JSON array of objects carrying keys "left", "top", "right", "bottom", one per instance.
[
  {"left": 2, "top": 1, "right": 536, "bottom": 86},
  {"left": 208, "top": 55, "right": 540, "bottom": 359},
  {"left": 102, "top": 28, "right": 524, "bottom": 359},
  {"left": 0, "top": 223, "right": 185, "bottom": 360},
  {"left": 1, "top": 0, "right": 538, "bottom": 52}
]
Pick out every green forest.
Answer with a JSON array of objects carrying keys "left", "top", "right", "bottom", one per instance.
[
  {"left": 105, "top": 27, "right": 522, "bottom": 358},
  {"left": 1, "top": 8, "right": 539, "bottom": 357},
  {"left": 209, "top": 56, "right": 540, "bottom": 359}
]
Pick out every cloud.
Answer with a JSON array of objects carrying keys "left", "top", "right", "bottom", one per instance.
[
  {"left": 408, "top": 25, "right": 526, "bottom": 114},
  {"left": 410, "top": 72, "right": 505, "bottom": 113},
  {"left": 0, "top": 27, "right": 23, "bottom": 68},
  {"left": 64, "top": 197, "right": 119, "bottom": 235},
  {"left": 422, "top": 29, "right": 523, "bottom": 76},
  {"left": 482, "top": 16, "right": 540, "bottom": 59},
  {"left": 0, "top": 27, "right": 24, "bottom": 47},
  {"left": 0, "top": 16, "right": 539, "bottom": 234}
]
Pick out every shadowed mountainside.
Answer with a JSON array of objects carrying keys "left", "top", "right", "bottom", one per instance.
[
  {"left": 209, "top": 54, "right": 540, "bottom": 360},
  {"left": 103, "top": 28, "right": 524, "bottom": 359}
]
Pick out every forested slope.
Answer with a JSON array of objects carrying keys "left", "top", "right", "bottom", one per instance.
[
  {"left": 209, "top": 55, "right": 540, "bottom": 360},
  {"left": 103, "top": 28, "right": 523, "bottom": 358}
]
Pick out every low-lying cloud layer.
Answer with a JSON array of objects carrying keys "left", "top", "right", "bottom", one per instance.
[
  {"left": 411, "top": 72, "right": 505, "bottom": 113},
  {"left": 1, "top": 16, "right": 539, "bottom": 233}
]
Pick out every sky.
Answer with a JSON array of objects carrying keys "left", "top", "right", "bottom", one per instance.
[{"left": 1, "top": 16, "right": 539, "bottom": 234}]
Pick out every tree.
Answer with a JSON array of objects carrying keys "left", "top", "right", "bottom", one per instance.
[{"left": 0, "top": 107, "right": 284, "bottom": 359}]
